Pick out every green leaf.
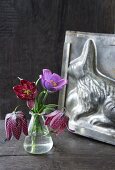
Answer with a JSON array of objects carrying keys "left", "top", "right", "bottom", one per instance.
[
  {"left": 43, "top": 107, "right": 55, "bottom": 114},
  {"left": 33, "top": 91, "right": 46, "bottom": 112},
  {"left": 38, "top": 105, "right": 46, "bottom": 113},
  {"left": 37, "top": 91, "right": 45, "bottom": 105},
  {"left": 45, "top": 104, "right": 58, "bottom": 108}
]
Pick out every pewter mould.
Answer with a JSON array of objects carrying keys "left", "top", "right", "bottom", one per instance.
[{"left": 58, "top": 31, "right": 115, "bottom": 145}]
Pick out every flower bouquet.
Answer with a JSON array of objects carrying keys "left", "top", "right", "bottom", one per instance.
[{"left": 5, "top": 69, "right": 68, "bottom": 154}]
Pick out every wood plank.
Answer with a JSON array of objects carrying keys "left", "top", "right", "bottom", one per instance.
[
  {"left": 66, "top": 0, "right": 115, "bottom": 33},
  {"left": 0, "top": 121, "right": 115, "bottom": 157},
  {"left": 0, "top": 120, "right": 115, "bottom": 169},
  {"left": 0, "top": 155, "right": 115, "bottom": 170}
]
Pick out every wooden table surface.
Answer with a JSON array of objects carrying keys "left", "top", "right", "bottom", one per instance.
[{"left": 0, "top": 120, "right": 115, "bottom": 170}]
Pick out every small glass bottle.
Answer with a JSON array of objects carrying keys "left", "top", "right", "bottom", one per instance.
[{"left": 23, "top": 112, "right": 53, "bottom": 154}]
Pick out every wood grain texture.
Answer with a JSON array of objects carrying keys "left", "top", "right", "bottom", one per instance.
[
  {"left": 0, "top": 0, "right": 114, "bottom": 118},
  {"left": 0, "top": 120, "right": 115, "bottom": 170}
]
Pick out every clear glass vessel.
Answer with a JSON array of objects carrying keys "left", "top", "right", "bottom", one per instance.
[{"left": 23, "top": 112, "right": 53, "bottom": 154}]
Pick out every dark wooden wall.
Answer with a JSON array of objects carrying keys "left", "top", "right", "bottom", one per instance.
[{"left": 0, "top": 0, "right": 114, "bottom": 119}]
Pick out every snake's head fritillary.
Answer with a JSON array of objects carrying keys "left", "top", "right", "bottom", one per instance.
[
  {"left": 5, "top": 111, "right": 28, "bottom": 140},
  {"left": 45, "top": 110, "right": 69, "bottom": 134}
]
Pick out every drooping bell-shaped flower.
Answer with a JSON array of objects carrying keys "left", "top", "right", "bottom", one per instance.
[
  {"left": 45, "top": 110, "right": 69, "bottom": 134},
  {"left": 5, "top": 111, "right": 28, "bottom": 140},
  {"left": 39, "top": 69, "right": 67, "bottom": 92}
]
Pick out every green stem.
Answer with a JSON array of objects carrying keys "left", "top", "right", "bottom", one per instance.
[
  {"left": 33, "top": 98, "right": 38, "bottom": 113},
  {"left": 42, "top": 90, "right": 48, "bottom": 104},
  {"left": 31, "top": 136, "right": 36, "bottom": 153},
  {"left": 30, "top": 114, "right": 39, "bottom": 153},
  {"left": 13, "top": 105, "right": 20, "bottom": 112},
  {"left": 35, "top": 78, "right": 40, "bottom": 85}
]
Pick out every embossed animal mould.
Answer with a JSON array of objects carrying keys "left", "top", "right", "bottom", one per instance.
[{"left": 63, "top": 32, "right": 115, "bottom": 145}]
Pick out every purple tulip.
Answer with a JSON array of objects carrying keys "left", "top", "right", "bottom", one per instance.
[
  {"left": 45, "top": 110, "right": 69, "bottom": 134},
  {"left": 5, "top": 111, "right": 28, "bottom": 140},
  {"left": 40, "top": 69, "right": 67, "bottom": 92}
]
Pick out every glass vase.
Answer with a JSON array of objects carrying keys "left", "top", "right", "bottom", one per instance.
[{"left": 23, "top": 112, "right": 53, "bottom": 154}]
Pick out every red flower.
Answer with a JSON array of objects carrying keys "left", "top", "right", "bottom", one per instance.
[
  {"left": 5, "top": 111, "right": 28, "bottom": 140},
  {"left": 45, "top": 110, "right": 69, "bottom": 134},
  {"left": 13, "top": 79, "right": 37, "bottom": 100},
  {"left": 13, "top": 79, "right": 38, "bottom": 109}
]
